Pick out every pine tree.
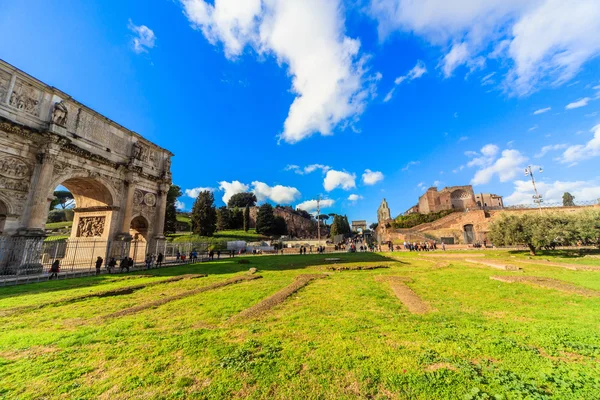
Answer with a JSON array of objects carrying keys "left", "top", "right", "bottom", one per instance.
[
  {"left": 243, "top": 205, "right": 250, "bottom": 232},
  {"left": 164, "top": 185, "right": 182, "bottom": 234},
  {"left": 563, "top": 192, "right": 575, "bottom": 207},
  {"left": 256, "top": 203, "right": 276, "bottom": 235},
  {"left": 191, "top": 190, "right": 217, "bottom": 236},
  {"left": 216, "top": 206, "right": 231, "bottom": 231}
]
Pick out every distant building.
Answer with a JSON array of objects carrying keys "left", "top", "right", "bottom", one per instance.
[
  {"left": 351, "top": 220, "right": 367, "bottom": 232},
  {"left": 377, "top": 198, "right": 391, "bottom": 223},
  {"left": 405, "top": 185, "right": 503, "bottom": 215}
]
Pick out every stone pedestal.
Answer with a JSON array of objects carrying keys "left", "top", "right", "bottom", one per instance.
[{"left": 1, "top": 229, "right": 45, "bottom": 275}]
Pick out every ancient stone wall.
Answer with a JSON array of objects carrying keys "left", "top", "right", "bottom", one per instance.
[{"left": 0, "top": 58, "right": 173, "bottom": 272}]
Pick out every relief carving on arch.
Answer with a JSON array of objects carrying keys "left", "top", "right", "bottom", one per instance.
[
  {"left": 77, "top": 216, "right": 105, "bottom": 237},
  {"left": 51, "top": 101, "right": 68, "bottom": 127},
  {"left": 0, "top": 156, "right": 31, "bottom": 193},
  {"left": 9, "top": 79, "right": 42, "bottom": 116},
  {"left": 0, "top": 70, "right": 11, "bottom": 102}
]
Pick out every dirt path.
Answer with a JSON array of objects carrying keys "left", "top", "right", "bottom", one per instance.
[
  {"left": 490, "top": 276, "right": 600, "bottom": 297},
  {"left": 326, "top": 265, "right": 389, "bottom": 271},
  {"left": 103, "top": 275, "right": 262, "bottom": 319},
  {"left": 0, "top": 274, "right": 206, "bottom": 316},
  {"left": 419, "top": 253, "right": 485, "bottom": 258},
  {"left": 464, "top": 259, "right": 521, "bottom": 271},
  {"left": 376, "top": 276, "right": 430, "bottom": 314},
  {"left": 230, "top": 274, "right": 327, "bottom": 321},
  {"left": 513, "top": 259, "right": 600, "bottom": 271}
]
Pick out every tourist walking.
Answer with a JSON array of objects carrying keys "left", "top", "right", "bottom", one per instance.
[
  {"left": 95, "top": 256, "right": 103, "bottom": 276},
  {"left": 107, "top": 257, "right": 117, "bottom": 273},
  {"left": 145, "top": 254, "right": 152, "bottom": 270},
  {"left": 49, "top": 260, "right": 60, "bottom": 280},
  {"left": 157, "top": 253, "right": 163, "bottom": 267}
]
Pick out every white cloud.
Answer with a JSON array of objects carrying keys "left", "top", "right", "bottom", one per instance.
[
  {"left": 468, "top": 146, "right": 528, "bottom": 185},
  {"left": 481, "top": 72, "right": 496, "bottom": 85},
  {"left": 533, "top": 107, "right": 551, "bottom": 115},
  {"left": 585, "top": 111, "right": 598, "bottom": 118},
  {"left": 458, "top": 136, "right": 468, "bottom": 142},
  {"left": 504, "top": 179, "right": 600, "bottom": 205},
  {"left": 285, "top": 163, "right": 330, "bottom": 175},
  {"left": 432, "top": 180, "right": 441, "bottom": 187},
  {"left": 175, "top": 200, "right": 186, "bottom": 211},
  {"left": 395, "top": 60, "right": 427, "bottom": 85},
  {"left": 565, "top": 97, "right": 591, "bottom": 110},
  {"left": 185, "top": 187, "right": 215, "bottom": 198},
  {"left": 528, "top": 125, "right": 538, "bottom": 132},
  {"left": 296, "top": 198, "right": 335, "bottom": 212},
  {"left": 466, "top": 144, "right": 500, "bottom": 168},
  {"left": 323, "top": 169, "right": 356, "bottom": 191},
  {"left": 251, "top": 181, "right": 301, "bottom": 204},
  {"left": 535, "top": 143, "right": 568, "bottom": 158},
  {"left": 370, "top": 0, "right": 600, "bottom": 94},
  {"left": 402, "top": 160, "right": 420, "bottom": 171},
  {"left": 218, "top": 180, "right": 249, "bottom": 204},
  {"left": 559, "top": 124, "right": 600, "bottom": 164},
  {"left": 182, "top": 0, "right": 378, "bottom": 144},
  {"left": 128, "top": 20, "right": 156, "bottom": 54},
  {"left": 362, "top": 169, "right": 384, "bottom": 185},
  {"left": 384, "top": 60, "right": 427, "bottom": 102},
  {"left": 348, "top": 194, "right": 363, "bottom": 201},
  {"left": 441, "top": 42, "right": 470, "bottom": 78}
]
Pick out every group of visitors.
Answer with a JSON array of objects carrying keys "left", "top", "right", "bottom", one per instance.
[
  {"left": 403, "top": 241, "right": 439, "bottom": 251},
  {"left": 144, "top": 253, "right": 164, "bottom": 269}
]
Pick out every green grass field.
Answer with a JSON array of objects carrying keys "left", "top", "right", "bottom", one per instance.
[
  {"left": 1, "top": 250, "right": 599, "bottom": 399},
  {"left": 169, "top": 229, "right": 268, "bottom": 243}
]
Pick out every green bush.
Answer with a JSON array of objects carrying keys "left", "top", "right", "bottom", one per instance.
[{"left": 392, "top": 209, "right": 455, "bottom": 229}]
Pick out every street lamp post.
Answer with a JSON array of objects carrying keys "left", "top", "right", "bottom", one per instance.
[
  {"left": 316, "top": 195, "right": 321, "bottom": 246},
  {"left": 524, "top": 166, "right": 543, "bottom": 214}
]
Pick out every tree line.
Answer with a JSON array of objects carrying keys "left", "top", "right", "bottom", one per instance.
[{"left": 488, "top": 209, "right": 600, "bottom": 255}]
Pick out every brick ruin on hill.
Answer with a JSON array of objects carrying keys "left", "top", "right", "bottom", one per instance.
[
  {"left": 376, "top": 186, "right": 598, "bottom": 245},
  {"left": 248, "top": 206, "right": 328, "bottom": 239}
]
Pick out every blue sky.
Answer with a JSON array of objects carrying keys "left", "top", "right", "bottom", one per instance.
[{"left": 2, "top": 0, "right": 600, "bottom": 223}]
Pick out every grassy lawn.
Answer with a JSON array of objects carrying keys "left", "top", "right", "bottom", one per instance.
[
  {"left": 45, "top": 221, "right": 72, "bottom": 230},
  {"left": 1, "top": 250, "right": 599, "bottom": 398},
  {"left": 169, "top": 229, "right": 269, "bottom": 243}
]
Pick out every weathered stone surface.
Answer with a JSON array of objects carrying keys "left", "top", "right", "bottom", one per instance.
[{"left": 0, "top": 58, "right": 173, "bottom": 270}]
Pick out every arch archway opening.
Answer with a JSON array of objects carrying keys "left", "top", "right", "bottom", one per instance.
[
  {"left": 47, "top": 177, "right": 115, "bottom": 240},
  {"left": 130, "top": 216, "right": 149, "bottom": 242}
]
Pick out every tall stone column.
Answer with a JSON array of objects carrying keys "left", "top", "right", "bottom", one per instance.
[
  {"left": 25, "top": 151, "right": 58, "bottom": 232},
  {"left": 150, "top": 183, "right": 169, "bottom": 255},
  {"left": 118, "top": 173, "right": 137, "bottom": 238},
  {"left": 153, "top": 183, "right": 169, "bottom": 239},
  {"left": 10, "top": 141, "right": 63, "bottom": 274}
]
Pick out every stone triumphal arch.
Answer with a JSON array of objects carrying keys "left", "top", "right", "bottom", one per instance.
[{"left": 0, "top": 59, "right": 172, "bottom": 274}]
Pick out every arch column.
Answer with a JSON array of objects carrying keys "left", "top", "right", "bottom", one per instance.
[{"left": 117, "top": 172, "right": 138, "bottom": 240}]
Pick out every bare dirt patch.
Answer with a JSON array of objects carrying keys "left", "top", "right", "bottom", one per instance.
[
  {"left": 376, "top": 276, "right": 430, "bottom": 314},
  {"left": 0, "top": 274, "right": 206, "bottom": 316},
  {"left": 490, "top": 276, "right": 600, "bottom": 297},
  {"left": 515, "top": 259, "right": 600, "bottom": 271},
  {"left": 231, "top": 274, "right": 327, "bottom": 321},
  {"left": 326, "top": 265, "right": 390, "bottom": 271},
  {"left": 419, "top": 253, "right": 485, "bottom": 258},
  {"left": 104, "top": 275, "right": 262, "bottom": 319},
  {"left": 465, "top": 259, "right": 521, "bottom": 271},
  {"left": 426, "top": 362, "right": 457, "bottom": 372}
]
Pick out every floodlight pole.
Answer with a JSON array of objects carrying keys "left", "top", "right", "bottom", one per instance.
[
  {"left": 316, "top": 195, "right": 321, "bottom": 246},
  {"left": 525, "top": 165, "right": 543, "bottom": 215}
]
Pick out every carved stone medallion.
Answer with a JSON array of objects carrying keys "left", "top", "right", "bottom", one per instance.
[{"left": 144, "top": 192, "right": 156, "bottom": 207}]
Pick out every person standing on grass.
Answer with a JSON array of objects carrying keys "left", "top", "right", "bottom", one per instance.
[
  {"left": 127, "top": 257, "right": 133, "bottom": 271},
  {"left": 95, "top": 256, "right": 103, "bottom": 276},
  {"left": 145, "top": 254, "right": 152, "bottom": 270},
  {"left": 157, "top": 253, "right": 163, "bottom": 267},
  {"left": 217, "top": 250, "right": 221, "bottom": 259},
  {"left": 120, "top": 257, "right": 128, "bottom": 272},
  {"left": 49, "top": 260, "right": 60, "bottom": 280},
  {"left": 107, "top": 257, "right": 116, "bottom": 273}
]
